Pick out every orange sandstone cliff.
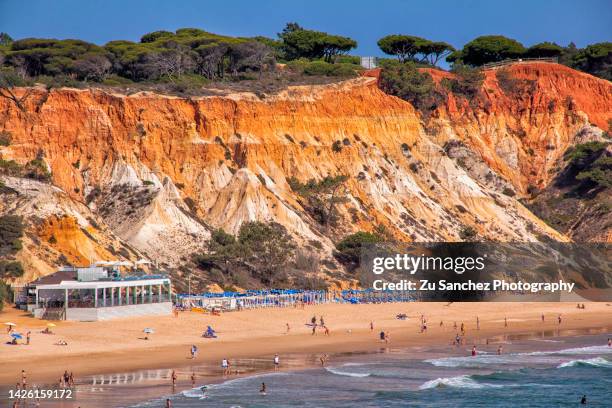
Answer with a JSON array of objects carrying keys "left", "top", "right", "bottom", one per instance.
[{"left": 1, "top": 62, "right": 610, "bottom": 284}]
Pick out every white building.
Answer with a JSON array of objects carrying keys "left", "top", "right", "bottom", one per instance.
[{"left": 26, "top": 263, "right": 172, "bottom": 321}]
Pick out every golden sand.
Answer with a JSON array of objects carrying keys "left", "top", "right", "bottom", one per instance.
[{"left": 1, "top": 301, "right": 610, "bottom": 385}]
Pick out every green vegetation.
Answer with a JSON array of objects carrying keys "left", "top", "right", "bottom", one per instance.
[
  {"left": 0, "top": 130, "right": 11, "bottom": 146},
  {"left": 0, "top": 24, "right": 361, "bottom": 96},
  {"left": 565, "top": 142, "right": 612, "bottom": 189},
  {"left": 278, "top": 23, "right": 357, "bottom": 62},
  {"left": 288, "top": 175, "right": 348, "bottom": 227},
  {"left": 0, "top": 215, "right": 24, "bottom": 257},
  {"left": 377, "top": 35, "right": 454, "bottom": 66},
  {"left": 454, "top": 35, "right": 526, "bottom": 66},
  {"left": 571, "top": 42, "right": 612, "bottom": 81},
  {"left": 442, "top": 64, "right": 484, "bottom": 99},
  {"left": 495, "top": 67, "right": 536, "bottom": 95},
  {"left": 459, "top": 225, "right": 478, "bottom": 241},
  {"left": 526, "top": 42, "right": 564, "bottom": 58},
  {"left": 334, "top": 231, "right": 383, "bottom": 270},
  {"left": 194, "top": 221, "right": 295, "bottom": 285},
  {"left": 378, "top": 61, "right": 443, "bottom": 114},
  {"left": 0, "top": 153, "right": 51, "bottom": 181},
  {"left": 0, "top": 214, "right": 25, "bottom": 310}
]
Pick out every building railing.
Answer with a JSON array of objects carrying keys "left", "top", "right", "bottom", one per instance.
[{"left": 481, "top": 57, "right": 559, "bottom": 69}]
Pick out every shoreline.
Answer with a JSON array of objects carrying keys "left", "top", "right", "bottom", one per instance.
[{"left": 1, "top": 302, "right": 611, "bottom": 386}]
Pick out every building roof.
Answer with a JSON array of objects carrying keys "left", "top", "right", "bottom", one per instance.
[
  {"left": 30, "top": 270, "right": 77, "bottom": 286},
  {"left": 34, "top": 277, "right": 170, "bottom": 290}
]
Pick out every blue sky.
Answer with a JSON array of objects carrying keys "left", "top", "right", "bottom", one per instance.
[{"left": 1, "top": 0, "right": 610, "bottom": 56}]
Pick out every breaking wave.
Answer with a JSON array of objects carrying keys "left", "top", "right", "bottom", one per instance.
[
  {"left": 325, "top": 367, "right": 371, "bottom": 377},
  {"left": 557, "top": 357, "right": 612, "bottom": 369}
]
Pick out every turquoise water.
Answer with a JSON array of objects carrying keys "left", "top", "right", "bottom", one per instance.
[
  {"left": 2, "top": 334, "right": 610, "bottom": 407},
  {"left": 131, "top": 339, "right": 612, "bottom": 407}
]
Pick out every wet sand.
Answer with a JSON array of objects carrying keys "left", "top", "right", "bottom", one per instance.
[{"left": 1, "top": 302, "right": 611, "bottom": 387}]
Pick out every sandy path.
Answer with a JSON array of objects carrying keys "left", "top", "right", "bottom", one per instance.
[{"left": 1, "top": 301, "right": 611, "bottom": 385}]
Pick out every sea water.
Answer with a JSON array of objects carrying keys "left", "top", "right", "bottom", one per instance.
[
  {"left": 129, "top": 335, "right": 612, "bottom": 408},
  {"left": 2, "top": 332, "right": 610, "bottom": 407}
]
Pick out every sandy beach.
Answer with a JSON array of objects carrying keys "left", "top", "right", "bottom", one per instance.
[{"left": 1, "top": 302, "right": 611, "bottom": 386}]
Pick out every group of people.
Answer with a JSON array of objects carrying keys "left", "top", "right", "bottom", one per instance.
[
  {"left": 310, "top": 315, "right": 330, "bottom": 335},
  {"left": 59, "top": 370, "right": 75, "bottom": 388}
]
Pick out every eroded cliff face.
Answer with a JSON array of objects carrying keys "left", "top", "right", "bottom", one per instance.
[
  {"left": 427, "top": 63, "right": 611, "bottom": 192},
  {"left": 1, "top": 62, "right": 610, "bottom": 283}
]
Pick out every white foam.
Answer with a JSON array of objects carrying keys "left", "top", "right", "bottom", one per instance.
[
  {"left": 182, "top": 387, "right": 206, "bottom": 398},
  {"left": 557, "top": 357, "right": 612, "bottom": 368},
  {"left": 419, "top": 375, "right": 491, "bottom": 390},
  {"left": 528, "top": 345, "right": 612, "bottom": 356},
  {"left": 325, "top": 367, "right": 371, "bottom": 378}
]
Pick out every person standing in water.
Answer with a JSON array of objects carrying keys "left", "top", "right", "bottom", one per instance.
[
  {"left": 497, "top": 345, "right": 503, "bottom": 355},
  {"left": 581, "top": 395, "right": 587, "bottom": 404},
  {"left": 471, "top": 346, "right": 477, "bottom": 356},
  {"left": 166, "top": 398, "right": 172, "bottom": 408},
  {"left": 260, "top": 382, "right": 267, "bottom": 394}
]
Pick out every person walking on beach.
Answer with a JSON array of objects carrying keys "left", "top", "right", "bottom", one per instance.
[
  {"left": 440, "top": 320, "right": 444, "bottom": 328},
  {"left": 385, "top": 331, "right": 390, "bottom": 344},
  {"left": 541, "top": 313, "right": 545, "bottom": 323},
  {"left": 21, "top": 370, "right": 26, "bottom": 388},
  {"left": 324, "top": 326, "right": 330, "bottom": 336},
  {"left": 558, "top": 315, "right": 562, "bottom": 325},
  {"left": 26, "top": 331, "right": 31, "bottom": 345},
  {"left": 286, "top": 323, "right": 290, "bottom": 334},
  {"left": 69, "top": 372, "right": 74, "bottom": 387},
  {"left": 165, "top": 398, "right": 172, "bottom": 408},
  {"left": 320, "top": 354, "right": 329, "bottom": 366},
  {"left": 191, "top": 372, "right": 196, "bottom": 387},
  {"left": 190, "top": 344, "right": 198, "bottom": 359},
  {"left": 171, "top": 370, "right": 177, "bottom": 387},
  {"left": 320, "top": 316, "right": 325, "bottom": 327},
  {"left": 476, "top": 316, "right": 480, "bottom": 330},
  {"left": 504, "top": 317, "right": 508, "bottom": 327},
  {"left": 222, "top": 358, "right": 230, "bottom": 375},
  {"left": 370, "top": 321, "right": 374, "bottom": 332},
  {"left": 497, "top": 345, "right": 503, "bottom": 355},
  {"left": 311, "top": 316, "right": 316, "bottom": 325},
  {"left": 273, "top": 354, "right": 280, "bottom": 370},
  {"left": 460, "top": 323, "right": 465, "bottom": 336},
  {"left": 453, "top": 321, "right": 457, "bottom": 330}
]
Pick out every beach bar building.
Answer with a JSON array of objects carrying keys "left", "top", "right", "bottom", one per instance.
[{"left": 25, "top": 262, "right": 173, "bottom": 321}]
